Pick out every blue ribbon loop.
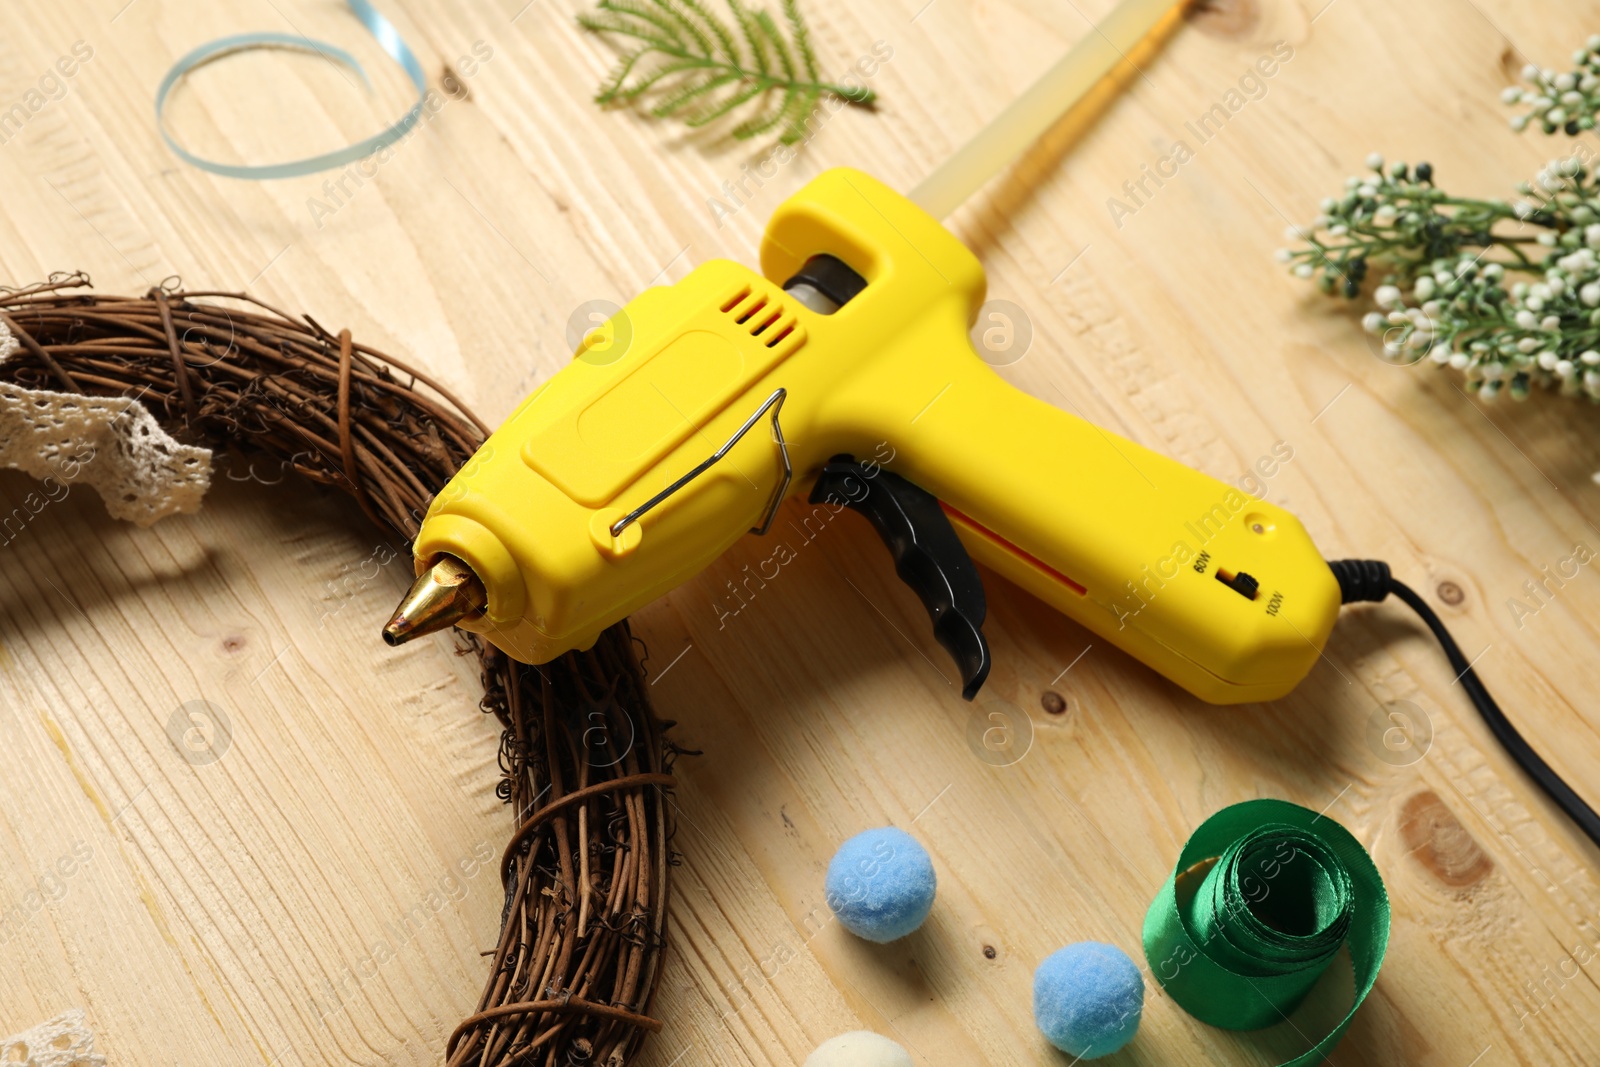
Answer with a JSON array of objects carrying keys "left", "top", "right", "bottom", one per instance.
[{"left": 156, "top": 0, "right": 427, "bottom": 180}]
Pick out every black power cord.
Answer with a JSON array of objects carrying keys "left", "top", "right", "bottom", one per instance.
[{"left": 1328, "top": 559, "right": 1600, "bottom": 851}]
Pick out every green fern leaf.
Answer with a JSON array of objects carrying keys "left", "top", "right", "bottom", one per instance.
[
  {"left": 754, "top": 11, "right": 796, "bottom": 84},
  {"left": 604, "top": 56, "right": 709, "bottom": 103},
  {"left": 594, "top": 48, "right": 653, "bottom": 101},
  {"left": 683, "top": 80, "right": 764, "bottom": 127},
  {"left": 590, "top": 1, "right": 685, "bottom": 47},
  {"left": 780, "top": 0, "right": 818, "bottom": 81},
  {"left": 580, "top": 0, "right": 877, "bottom": 143},
  {"left": 780, "top": 85, "right": 822, "bottom": 144},
  {"left": 653, "top": 71, "right": 742, "bottom": 117},
  {"left": 679, "top": 0, "right": 739, "bottom": 64},
  {"left": 729, "top": 91, "right": 788, "bottom": 140},
  {"left": 648, "top": 0, "right": 715, "bottom": 62},
  {"left": 727, "top": 1, "right": 771, "bottom": 78}
]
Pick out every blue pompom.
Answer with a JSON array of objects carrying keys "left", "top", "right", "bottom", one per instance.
[
  {"left": 825, "top": 827, "right": 936, "bottom": 943},
  {"left": 1032, "top": 941, "right": 1144, "bottom": 1059}
]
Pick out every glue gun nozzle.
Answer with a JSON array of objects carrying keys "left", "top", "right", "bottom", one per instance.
[{"left": 382, "top": 554, "right": 488, "bottom": 647}]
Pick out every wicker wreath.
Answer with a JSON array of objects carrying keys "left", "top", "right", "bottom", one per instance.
[{"left": 0, "top": 273, "right": 676, "bottom": 1067}]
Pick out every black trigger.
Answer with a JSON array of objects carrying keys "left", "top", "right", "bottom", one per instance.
[{"left": 810, "top": 458, "right": 991, "bottom": 700}]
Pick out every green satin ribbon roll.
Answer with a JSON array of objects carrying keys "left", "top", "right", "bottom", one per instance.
[{"left": 1143, "top": 799, "right": 1389, "bottom": 1065}]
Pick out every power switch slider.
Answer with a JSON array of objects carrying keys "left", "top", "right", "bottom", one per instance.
[{"left": 1216, "top": 569, "right": 1260, "bottom": 601}]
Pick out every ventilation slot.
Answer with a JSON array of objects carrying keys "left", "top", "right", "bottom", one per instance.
[
  {"left": 720, "top": 286, "right": 805, "bottom": 355},
  {"left": 750, "top": 307, "right": 783, "bottom": 336}
]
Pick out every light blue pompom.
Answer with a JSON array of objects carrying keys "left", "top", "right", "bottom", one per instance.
[
  {"left": 1032, "top": 941, "right": 1144, "bottom": 1059},
  {"left": 825, "top": 827, "right": 936, "bottom": 943}
]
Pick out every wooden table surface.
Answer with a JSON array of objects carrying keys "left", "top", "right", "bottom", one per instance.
[{"left": 3, "top": 0, "right": 1600, "bottom": 1063}]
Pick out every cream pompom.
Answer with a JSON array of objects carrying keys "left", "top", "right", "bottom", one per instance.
[{"left": 803, "top": 1031, "right": 914, "bottom": 1067}]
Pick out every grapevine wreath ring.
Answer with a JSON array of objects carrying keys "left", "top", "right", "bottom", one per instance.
[{"left": 0, "top": 273, "right": 677, "bottom": 1067}]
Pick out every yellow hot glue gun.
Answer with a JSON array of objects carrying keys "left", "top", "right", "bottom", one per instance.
[
  {"left": 384, "top": 165, "right": 1337, "bottom": 704},
  {"left": 382, "top": 0, "right": 1341, "bottom": 705}
]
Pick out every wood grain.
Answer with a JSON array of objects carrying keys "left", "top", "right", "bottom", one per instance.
[{"left": 2, "top": 0, "right": 1599, "bottom": 1064}]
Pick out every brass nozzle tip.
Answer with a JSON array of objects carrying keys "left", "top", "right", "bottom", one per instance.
[{"left": 382, "top": 554, "right": 488, "bottom": 647}]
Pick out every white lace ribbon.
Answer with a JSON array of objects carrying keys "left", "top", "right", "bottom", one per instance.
[
  {"left": 0, "top": 320, "right": 211, "bottom": 526},
  {"left": 1, "top": 1009, "right": 106, "bottom": 1067}
]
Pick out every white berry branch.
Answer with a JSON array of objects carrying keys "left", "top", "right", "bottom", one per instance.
[{"left": 1280, "top": 153, "right": 1600, "bottom": 404}]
